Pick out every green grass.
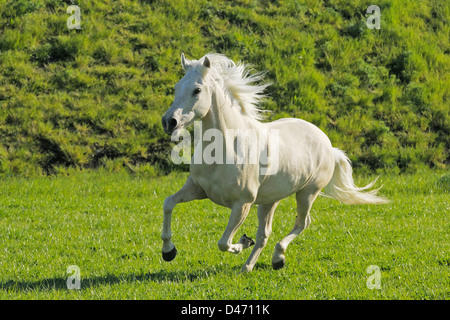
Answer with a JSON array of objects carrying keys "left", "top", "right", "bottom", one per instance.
[{"left": 1, "top": 169, "right": 448, "bottom": 299}]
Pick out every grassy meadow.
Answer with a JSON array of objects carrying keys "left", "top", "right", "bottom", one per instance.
[
  {"left": 0, "top": 0, "right": 449, "bottom": 300},
  {"left": 0, "top": 169, "right": 448, "bottom": 299}
]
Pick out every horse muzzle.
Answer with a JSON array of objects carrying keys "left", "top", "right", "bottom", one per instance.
[{"left": 162, "top": 115, "right": 178, "bottom": 135}]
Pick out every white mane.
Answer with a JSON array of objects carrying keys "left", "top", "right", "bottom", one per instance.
[{"left": 196, "top": 54, "right": 271, "bottom": 121}]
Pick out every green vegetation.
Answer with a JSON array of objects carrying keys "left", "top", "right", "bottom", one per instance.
[
  {"left": 0, "top": 0, "right": 448, "bottom": 176},
  {"left": 0, "top": 0, "right": 448, "bottom": 300},
  {"left": 0, "top": 169, "right": 448, "bottom": 299}
]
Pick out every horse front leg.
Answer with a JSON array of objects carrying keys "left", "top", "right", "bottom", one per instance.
[
  {"left": 162, "top": 175, "right": 206, "bottom": 261},
  {"left": 217, "top": 202, "right": 254, "bottom": 254}
]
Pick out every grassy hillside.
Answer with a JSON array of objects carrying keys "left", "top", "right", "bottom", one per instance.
[{"left": 0, "top": 0, "right": 449, "bottom": 176}]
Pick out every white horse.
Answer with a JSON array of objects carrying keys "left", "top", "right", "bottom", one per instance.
[{"left": 161, "top": 53, "right": 388, "bottom": 273}]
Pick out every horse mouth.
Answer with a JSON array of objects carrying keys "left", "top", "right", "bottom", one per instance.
[{"left": 163, "top": 127, "right": 174, "bottom": 135}]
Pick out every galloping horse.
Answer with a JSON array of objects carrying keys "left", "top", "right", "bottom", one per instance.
[{"left": 161, "top": 53, "right": 388, "bottom": 272}]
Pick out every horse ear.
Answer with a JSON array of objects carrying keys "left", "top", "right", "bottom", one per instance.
[
  {"left": 181, "top": 53, "right": 190, "bottom": 71},
  {"left": 203, "top": 56, "right": 211, "bottom": 68}
]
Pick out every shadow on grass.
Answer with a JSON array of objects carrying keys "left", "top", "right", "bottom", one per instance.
[{"left": 1, "top": 265, "right": 238, "bottom": 292}]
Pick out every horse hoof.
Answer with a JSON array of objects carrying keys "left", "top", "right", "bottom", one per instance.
[
  {"left": 240, "top": 234, "right": 255, "bottom": 247},
  {"left": 162, "top": 246, "right": 177, "bottom": 262},
  {"left": 272, "top": 259, "right": 285, "bottom": 270}
]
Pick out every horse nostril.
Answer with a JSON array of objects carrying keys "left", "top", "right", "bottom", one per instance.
[
  {"left": 162, "top": 116, "right": 178, "bottom": 134},
  {"left": 168, "top": 118, "right": 177, "bottom": 131}
]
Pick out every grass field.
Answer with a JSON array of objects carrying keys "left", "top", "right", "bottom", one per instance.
[{"left": 0, "top": 169, "right": 448, "bottom": 299}]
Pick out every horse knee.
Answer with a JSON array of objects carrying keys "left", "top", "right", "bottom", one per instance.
[{"left": 163, "top": 196, "right": 175, "bottom": 213}]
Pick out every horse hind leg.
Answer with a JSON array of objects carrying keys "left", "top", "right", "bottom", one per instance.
[
  {"left": 241, "top": 201, "right": 279, "bottom": 273},
  {"left": 272, "top": 188, "right": 320, "bottom": 270}
]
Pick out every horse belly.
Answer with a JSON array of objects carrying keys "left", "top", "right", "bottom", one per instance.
[
  {"left": 190, "top": 164, "right": 258, "bottom": 208},
  {"left": 255, "top": 169, "right": 310, "bottom": 204}
]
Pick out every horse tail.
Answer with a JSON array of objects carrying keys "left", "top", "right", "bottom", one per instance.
[{"left": 322, "top": 148, "right": 389, "bottom": 205}]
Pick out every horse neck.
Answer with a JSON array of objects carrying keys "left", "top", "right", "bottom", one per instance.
[
  {"left": 193, "top": 82, "right": 267, "bottom": 167},
  {"left": 201, "top": 82, "right": 261, "bottom": 134}
]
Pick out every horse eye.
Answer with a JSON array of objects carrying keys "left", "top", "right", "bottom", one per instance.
[{"left": 193, "top": 88, "right": 201, "bottom": 95}]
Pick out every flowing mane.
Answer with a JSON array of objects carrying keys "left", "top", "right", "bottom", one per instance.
[{"left": 196, "top": 54, "right": 271, "bottom": 121}]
